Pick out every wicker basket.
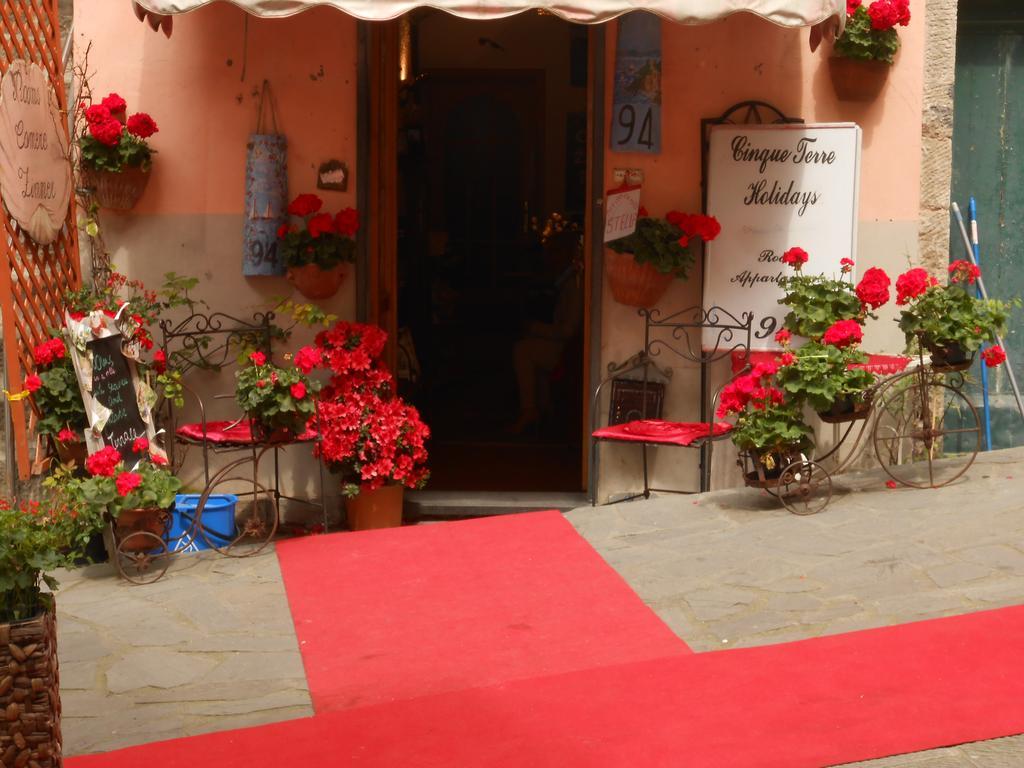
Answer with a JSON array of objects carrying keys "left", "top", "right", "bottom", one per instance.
[
  {"left": 0, "top": 607, "right": 61, "bottom": 768},
  {"left": 605, "top": 250, "right": 674, "bottom": 309},
  {"left": 84, "top": 166, "right": 151, "bottom": 211}
]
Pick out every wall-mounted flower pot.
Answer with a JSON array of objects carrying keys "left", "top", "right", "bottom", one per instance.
[
  {"left": 84, "top": 165, "right": 151, "bottom": 211},
  {"left": 605, "top": 250, "right": 673, "bottom": 308},
  {"left": 828, "top": 56, "right": 890, "bottom": 102},
  {"left": 286, "top": 263, "right": 347, "bottom": 300}
]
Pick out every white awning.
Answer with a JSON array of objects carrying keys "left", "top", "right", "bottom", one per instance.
[{"left": 133, "top": 0, "right": 845, "bottom": 29}]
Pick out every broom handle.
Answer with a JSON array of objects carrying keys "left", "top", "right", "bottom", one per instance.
[
  {"left": 969, "top": 198, "right": 992, "bottom": 450},
  {"left": 952, "top": 202, "right": 1024, "bottom": 423}
]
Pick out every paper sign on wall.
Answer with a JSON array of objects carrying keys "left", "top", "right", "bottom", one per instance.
[
  {"left": 703, "top": 123, "right": 861, "bottom": 348},
  {"left": 603, "top": 185, "right": 641, "bottom": 243}
]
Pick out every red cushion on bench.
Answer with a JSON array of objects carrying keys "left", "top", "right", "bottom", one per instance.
[
  {"left": 592, "top": 419, "right": 732, "bottom": 446},
  {"left": 176, "top": 420, "right": 318, "bottom": 445}
]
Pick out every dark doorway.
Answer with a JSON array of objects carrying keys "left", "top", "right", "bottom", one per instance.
[{"left": 396, "top": 11, "right": 588, "bottom": 491}]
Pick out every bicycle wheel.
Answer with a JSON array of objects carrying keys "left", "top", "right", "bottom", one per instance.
[
  {"left": 872, "top": 374, "right": 980, "bottom": 488},
  {"left": 777, "top": 460, "right": 833, "bottom": 516},
  {"left": 113, "top": 527, "right": 172, "bottom": 585},
  {"left": 195, "top": 456, "right": 279, "bottom": 557}
]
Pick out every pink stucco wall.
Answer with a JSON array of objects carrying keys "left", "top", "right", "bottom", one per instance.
[
  {"left": 604, "top": 11, "right": 924, "bottom": 221},
  {"left": 76, "top": 3, "right": 358, "bottom": 217}
]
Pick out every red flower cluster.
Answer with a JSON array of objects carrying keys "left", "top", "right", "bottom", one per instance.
[
  {"left": 33, "top": 337, "right": 66, "bottom": 367},
  {"left": 716, "top": 360, "right": 784, "bottom": 418},
  {"left": 152, "top": 349, "right": 167, "bottom": 374},
  {"left": 822, "top": 319, "right": 864, "bottom": 348},
  {"left": 294, "top": 346, "right": 322, "bottom": 375},
  {"left": 250, "top": 350, "right": 267, "bottom": 367},
  {"left": 307, "top": 213, "right": 335, "bottom": 239},
  {"left": 774, "top": 328, "right": 792, "bottom": 346},
  {"left": 666, "top": 212, "right": 721, "bottom": 248},
  {"left": 855, "top": 267, "right": 891, "bottom": 310},
  {"left": 867, "top": 0, "right": 910, "bottom": 30},
  {"left": 127, "top": 112, "right": 158, "bottom": 139},
  {"left": 846, "top": 0, "right": 861, "bottom": 14},
  {"left": 982, "top": 345, "right": 1007, "bottom": 368},
  {"left": 315, "top": 322, "right": 391, "bottom": 392},
  {"left": 115, "top": 471, "right": 143, "bottom": 497},
  {"left": 23, "top": 374, "right": 41, "bottom": 393},
  {"left": 287, "top": 194, "right": 323, "bottom": 218},
  {"left": 85, "top": 446, "right": 122, "bottom": 477},
  {"left": 101, "top": 93, "right": 127, "bottom": 117},
  {"left": 336, "top": 208, "right": 360, "bottom": 238},
  {"left": 132, "top": 437, "right": 149, "bottom": 454},
  {"left": 895, "top": 268, "right": 934, "bottom": 305},
  {"left": 782, "top": 247, "right": 809, "bottom": 268},
  {"left": 290, "top": 382, "right": 307, "bottom": 400},
  {"left": 57, "top": 428, "right": 78, "bottom": 443},
  {"left": 840, "top": 257, "right": 855, "bottom": 274},
  {"left": 948, "top": 259, "right": 981, "bottom": 285}
]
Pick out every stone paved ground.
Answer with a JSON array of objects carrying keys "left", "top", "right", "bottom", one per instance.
[
  {"left": 567, "top": 446, "right": 1024, "bottom": 767},
  {"left": 56, "top": 549, "right": 312, "bottom": 756},
  {"left": 56, "top": 448, "right": 1024, "bottom": 764}
]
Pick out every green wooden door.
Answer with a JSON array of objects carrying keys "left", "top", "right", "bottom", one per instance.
[{"left": 951, "top": 1, "right": 1024, "bottom": 448}]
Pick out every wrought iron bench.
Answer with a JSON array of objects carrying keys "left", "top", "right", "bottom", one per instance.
[{"left": 590, "top": 305, "right": 753, "bottom": 504}]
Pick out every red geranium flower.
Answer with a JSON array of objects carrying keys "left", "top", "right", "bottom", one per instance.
[
  {"left": 115, "top": 471, "right": 143, "bottom": 497},
  {"left": 840, "top": 257, "right": 855, "bottom": 273},
  {"left": 895, "top": 268, "right": 931, "bottom": 305},
  {"left": 84, "top": 104, "right": 111, "bottom": 125},
  {"left": 23, "top": 374, "right": 42, "bottom": 393},
  {"left": 982, "top": 346, "right": 1007, "bottom": 368},
  {"left": 126, "top": 112, "right": 158, "bottom": 139},
  {"left": 85, "top": 446, "right": 122, "bottom": 477},
  {"left": 287, "top": 194, "right": 323, "bottom": 218},
  {"left": 152, "top": 349, "right": 167, "bottom": 374},
  {"left": 781, "top": 247, "right": 809, "bottom": 268},
  {"left": 277, "top": 224, "right": 291, "bottom": 239},
  {"left": 948, "top": 259, "right": 981, "bottom": 285},
  {"left": 867, "top": 0, "right": 898, "bottom": 30},
  {"left": 132, "top": 437, "right": 149, "bottom": 454},
  {"left": 335, "top": 208, "right": 360, "bottom": 238},
  {"left": 779, "top": 352, "right": 796, "bottom": 366},
  {"left": 822, "top": 319, "right": 864, "bottom": 348},
  {"left": 256, "top": 379, "right": 267, "bottom": 389},
  {"left": 294, "top": 346, "right": 322, "bottom": 375},
  {"left": 677, "top": 234, "right": 690, "bottom": 249},
  {"left": 846, "top": 0, "right": 861, "bottom": 15},
  {"left": 774, "top": 328, "right": 792, "bottom": 345},
  {"left": 151, "top": 454, "right": 168, "bottom": 466},
  {"left": 101, "top": 93, "right": 127, "bottom": 118},
  {"left": 57, "top": 427, "right": 77, "bottom": 443},
  {"left": 250, "top": 350, "right": 267, "bottom": 366},
  {"left": 307, "top": 213, "right": 336, "bottom": 239},
  {"left": 33, "top": 338, "right": 66, "bottom": 367},
  {"left": 90, "top": 118, "right": 124, "bottom": 147},
  {"left": 855, "top": 267, "right": 891, "bottom": 310},
  {"left": 290, "top": 382, "right": 307, "bottom": 400}
]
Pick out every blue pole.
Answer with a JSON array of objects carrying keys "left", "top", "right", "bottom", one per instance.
[{"left": 969, "top": 197, "right": 992, "bottom": 451}]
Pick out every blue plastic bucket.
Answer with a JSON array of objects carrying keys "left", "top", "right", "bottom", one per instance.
[{"left": 171, "top": 494, "right": 238, "bottom": 553}]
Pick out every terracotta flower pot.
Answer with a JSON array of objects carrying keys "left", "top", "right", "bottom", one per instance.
[
  {"left": 113, "top": 507, "right": 169, "bottom": 553},
  {"left": 287, "top": 263, "right": 347, "bottom": 300},
  {"left": 828, "top": 56, "right": 890, "bottom": 102},
  {"left": 53, "top": 438, "right": 87, "bottom": 468},
  {"left": 605, "top": 250, "right": 674, "bottom": 308},
  {"left": 83, "top": 165, "right": 151, "bottom": 211},
  {"left": 346, "top": 483, "right": 403, "bottom": 531},
  {"left": 0, "top": 606, "right": 61, "bottom": 768}
]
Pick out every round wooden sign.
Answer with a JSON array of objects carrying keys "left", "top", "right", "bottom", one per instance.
[{"left": 0, "top": 60, "right": 72, "bottom": 245}]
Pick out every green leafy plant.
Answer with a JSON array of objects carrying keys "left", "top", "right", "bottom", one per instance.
[
  {"left": 47, "top": 442, "right": 181, "bottom": 526},
  {"left": 26, "top": 336, "right": 87, "bottom": 438},
  {"left": 833, "top": 1, "right": 908, "bottom": 64},
  {"left": 607, "top": 210, "right": 720, "bottom": 278},
  {"left": 278, "top": 194, "right": 359, "bottom": 271},
  {"left": 235, "top": 350, "right": 322, "bottom": 437},
  {"left": 774, "top": 341, "right": 876, "bottom": 413},
  {"left": 0, "top": 495, "right": 85, "bottom": 622},
  {"left": 717, "top": 361, "right": 813, "bottom": 457},
  {"left": 896, "top": 265, "right": 1014, "bottom": 354},
  {"left": 779, "top": 274, "right": 863, "bottom": 340}
]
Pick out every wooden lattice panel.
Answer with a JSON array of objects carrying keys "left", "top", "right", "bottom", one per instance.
[{"left": 0, "top": 0, "right": 81, "bottom": 480}]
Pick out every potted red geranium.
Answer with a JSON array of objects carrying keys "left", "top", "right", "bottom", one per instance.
[
  {"left": 605, "top": 209, "right": 720, "bottom": 308},
  {"left": 313, "top": 321, "right": 430, "bottom": 530},
  {"left": 234, "top": 349, "right": 322, "bottom": 441},
  {"left": 829, "top": 0, "right": 911, "bottom": 101},
  {"left": 278, "top": 194, "right": 359, "bottom": 300},
  {"left": 78, "top": 93, "right": 159, "bottom": 210}
]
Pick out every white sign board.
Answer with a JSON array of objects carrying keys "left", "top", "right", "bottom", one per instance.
[
  {"left": 603, "top": 185, "right": 641, "bottom": 243},
  {"left": 703, "top": 123, "right": 861, "bottom": 348},
  {"left": 0, "top": 60, "right": 72, "bottom": 245}
]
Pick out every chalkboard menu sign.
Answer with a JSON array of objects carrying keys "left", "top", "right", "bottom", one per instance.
[{"left": 86, "top": 335, "right": 148, "bottom": 463}]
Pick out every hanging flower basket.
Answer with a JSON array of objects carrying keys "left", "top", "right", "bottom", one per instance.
[
  {"left": 926, "top": 341, "right": 974, "bottom": 373},
  {"left": 827, "top": 57, "right": 890, "bottom": 102},
  {"left": 817, "top": 394, "right": 872, "bottom": 424},
  {"left": 84, "top": 165, "right": 151, "bottom": 211},
  {"left": 0, "top": 607, "right": 61, "bottom": 768},
  {"left": 605, "top": 250, "right": 673, "bottom": 308},
  {"left": 346, "top": 483, "right": 404, "bottom": 531},
  {"left": 287, "top": 263, "right": 348, "bottom": 300}
]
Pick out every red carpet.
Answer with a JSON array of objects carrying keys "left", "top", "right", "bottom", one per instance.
[
  {"left": 274, "top": 511, "right": 689, "bottom": 711},
  {"left": 68, "top": 604, "right": 1024, "bottom": 767}
]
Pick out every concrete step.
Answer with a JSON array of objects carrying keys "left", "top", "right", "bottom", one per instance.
[{"left": 405, "top": 491, "right": 588, "bottom": 519}]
